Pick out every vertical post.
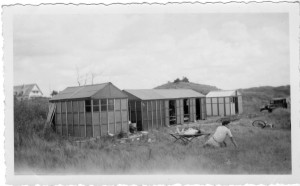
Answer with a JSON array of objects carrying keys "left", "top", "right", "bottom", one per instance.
[
  {"left": 120, "top": 99, "right": 123, "bottom": 132},
  {"left": 126, "top": 99, "right": 129, "bottom": 132},
  {"left": 229, "top": 97, "right": 232, "bottom": 116},
  {"left": 107, "top": 99, "right": 109, "bottom": 135},
  {"left": 160, "top": 101, "right": 162, "bottom": 127},
  {"left": 99, "top": 99, "right": 101, "bottom": 137},
  {"left": 217, "top": 97, "right": 219, "bottom": 116},
  {"left": 114, "top": 99, "right": 116, "bottom": 134},
  {"left": 71, "top": 101, "right": 73, "bottom": 137},
  {"left": 77, "top": 101, "right": 79, "bottom": 137},
  {"left": 135, "top": 101, "right": 137, "bottom": 124},
  {"left": 84, "top": 100, "right": 86, "bottom": 137},
  {"left": 140, "top": 101, "right": 143, "bottom": 131},
  {"left": 91, "top": 99, "right": 94, "bottom": 137},
  {"left": 155, "top": 100, "right": 158, "bottom": 129},
  {"left": 146, "top": 101, "right": 149, "bottom": 130},
  {"left": 66, "top": 102, "right": 68, "bottom": 137},
  {"left": 151, "top": 101, "right": 154, "bottom": 130},
  {"left": 60, "top": 102, "right": 63, "bottom": 135},
  {"left": 223, "top": 97, "right": 226, "bottom": 116},
  {"left": 211, "top": 98, "right": 213, "bottom": 116}
]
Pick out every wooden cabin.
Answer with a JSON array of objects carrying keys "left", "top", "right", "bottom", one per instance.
[
  {"left": 206, "top": 90, "right": 243, "bottom": 116},
  {"left": 123, "top": 89, "right": 206, "bottom": 131},
  {"left": 48, "top": 82, "right": 129, "bottom": 137}
]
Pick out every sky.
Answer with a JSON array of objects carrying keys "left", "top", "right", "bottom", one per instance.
[{"left": 13, "top": 13, "right": 290, "bottom": 96}]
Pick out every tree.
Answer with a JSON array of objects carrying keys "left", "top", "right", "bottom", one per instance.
[
  {"left": 182, "top": 76, "right": 189, "bottom": 82},
  {"left": 173, "top": 78, "right": 180, "bottom": 83},
  {"left": 50, "top": 90, "right": 58, "bottom": 97}
]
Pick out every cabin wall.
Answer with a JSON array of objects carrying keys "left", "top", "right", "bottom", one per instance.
[
  {"left": 140, "top": 100, "right": 165, "bottom": 131},
  {"left": 206, "top": 96, "right": 243, "bottom": 117},
  {"left": 54, "top": 98, "right": 129, "bottom": 138},
  {"left": 127, "top": 97, "right": 204, "bottom": 132}
]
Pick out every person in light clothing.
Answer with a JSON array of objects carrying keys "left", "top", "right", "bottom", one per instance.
[{"left": 204, "top": 120, "right": 238, "bottom": 148}]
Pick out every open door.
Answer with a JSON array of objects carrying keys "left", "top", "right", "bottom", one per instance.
[
  {"left": 183, "top": 99, "right": 190, "bottom": 122},
  {"left": 46, "top": 103, "right": 56, "bottom": 129},
  {"left": 169, "top": 100, "right": 176, "bottom": 125}
]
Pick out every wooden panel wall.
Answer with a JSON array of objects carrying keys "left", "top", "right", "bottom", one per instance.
[{"left": 53, "top": 98, "right": 129, "bottom": 138}]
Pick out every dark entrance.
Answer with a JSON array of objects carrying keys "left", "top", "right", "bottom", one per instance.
[
  {"left": 196, "top": 98, "right": 200, "bottom": 120},
  {"left": 233, "top": 97, "right": 239, "bottom": 114},
  {"left": 183, "top": 99, "right": 190, "bottom": 123},
  {"left": 169, "top": 100, "right": 176, "bottom": 125}
]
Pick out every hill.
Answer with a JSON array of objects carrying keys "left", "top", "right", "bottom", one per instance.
[{"left": 154, "top": 82, "right": 219, "bottom": 95}]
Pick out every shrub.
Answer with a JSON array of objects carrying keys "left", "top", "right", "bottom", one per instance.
[
  {"left": 14, "top": 98, "right": 55, "bottom": 148},
  {"left": 267, "top": 108, "right": 291, "bottom": 129}
]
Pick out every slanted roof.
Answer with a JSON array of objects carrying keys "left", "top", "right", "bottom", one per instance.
[
  {"left": 50, "top": 82, "right": 128, "bottom": 101},
  {"left": 206, "top": 90, "right": 241, "bottom": 98},
  {"left": 123, "top": 89, "right": 205, "bottom": 100},
  {"left": 14, "top": 84, "right": 43, "bottom": 97}
]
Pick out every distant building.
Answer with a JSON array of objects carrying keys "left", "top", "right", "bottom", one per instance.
[
  {"left": 206, "top": 90, "right": 243, "bottom": 116},
  {"left": 14, "top": 84, "right": 43, "bottom": 101}
]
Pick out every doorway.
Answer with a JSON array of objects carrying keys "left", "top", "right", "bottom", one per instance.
[
  {"left": 169, "top": 100, "right": 176, "bottom": 125},
  {"left": 183, "top": 99, "right": 190, "bottom": 123},
  {"left": 196, "top": 98, "right": 200, "bottom": 120}
]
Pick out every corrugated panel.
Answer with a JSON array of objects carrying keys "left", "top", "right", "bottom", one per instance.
[
  {"left": 206, "top": 90, "right": 241, "bottom": 97},
  {"left": 123, "top": 89, "right": 205, "bottom": 100}
]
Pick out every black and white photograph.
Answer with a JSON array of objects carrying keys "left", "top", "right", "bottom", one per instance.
[{"left": 2, "top": 1, "right": 300, "bottom": 185}]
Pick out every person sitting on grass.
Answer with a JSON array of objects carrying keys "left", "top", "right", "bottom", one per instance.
[{"left": 203, "top": 120, "right": 238, "bottom": 148}]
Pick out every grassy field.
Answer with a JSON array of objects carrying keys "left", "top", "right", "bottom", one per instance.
[{"left": 14, "top": 98, "right": 291, "bottom": 174}]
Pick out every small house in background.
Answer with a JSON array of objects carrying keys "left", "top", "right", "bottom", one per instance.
[
  {"left": 14, "top": 84, "right": 43, "bottom": 101},
  {"left": 48, "top": 82, "right": 129, "bottom": 138},
  {"left": 123, "top": 89, "right": 206, "bottom": 131},
  {"left": 206, "top": 90, "right": 243, "bottom": 116}
]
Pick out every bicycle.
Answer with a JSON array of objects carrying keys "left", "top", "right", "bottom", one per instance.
[{"left": 252, "top": 120, "right": 273, "bottom": 128}]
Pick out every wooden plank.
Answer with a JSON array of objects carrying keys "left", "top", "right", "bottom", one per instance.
[
  {"left": 141, "top": 101, "right": 143, "bottom": 131},
  {"left": 106, "top": 99, "right": 109, "bottom": 135},
  {"left": 66, "top": 102, "right": 68, "bottom": 136},
  {"left": 211, "top": 98, "right": 213, "bottom": 116},
  {"left": 165, "top": 100, "right": 169, "bottom": 126},
  {"left": 71, "top": 101, "right": 73, "bottom": 136},
  {"left": 146, "top": 101, "right": 149, "bottom": 130},
  {"left": 151, "top": 101, "right": 154, "bottom": 130},
  {"left": 224, "top": 97, "right": 226, "bottom": 116},
  {"left": 91, "top": 99, "right": 94, "bottom": 137},
  {"left": 114, "top": 99, "right": 116, "bottom": 135},
  {"left": 155, "top": 100, "right": 158, "bottom": 129},
  {"left": 99, "top": 99, "right": 101, "bottom": 137},
  {"left": 120, "top": 99, "right": 123, "bottom": 132},
  {"left": 60, "top": 102, "right": 63, "bottom": 135},
  {"left": 135, "top": 101, "right": 137, "bottom": 123},
  {"left": 77, "top": 101, "right": 80, "bottom": 137},
  {"left": 84, "top": 100, "right": 86, "bottom": 137},
  {"left": 217, "top": 97, "right": 219, "bottom": 116}
]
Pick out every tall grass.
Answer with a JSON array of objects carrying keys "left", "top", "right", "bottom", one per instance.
[{"left": 14, "top": 98, "right": 291, "bottom": 174}]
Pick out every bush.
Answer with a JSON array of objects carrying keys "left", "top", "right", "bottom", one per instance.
[
  {"left": 267, "top": 108, "right": 291, "bottom": 129},
  {"left": 14, "top": 98, "right": 55, "bottom": 148}
]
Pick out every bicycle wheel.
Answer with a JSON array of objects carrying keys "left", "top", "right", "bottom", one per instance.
[{"left": 252, "top": 120, "right": 266, "bottom": 128}]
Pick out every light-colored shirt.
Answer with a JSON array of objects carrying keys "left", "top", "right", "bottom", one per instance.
[{"left": 212, "top": 126, "right": 233, "bottom": 143}]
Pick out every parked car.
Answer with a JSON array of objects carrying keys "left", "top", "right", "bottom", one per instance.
[{"left": 260, "top": 98, "right": 288, "bottom": 112}]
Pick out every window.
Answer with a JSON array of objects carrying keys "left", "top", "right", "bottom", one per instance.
[
  {"left": 101, "top": 99, "right": 107, "bottom": 111},
  {"left": 85, "top": 100, "right": 91, "bottom": 112},
  {"left": 93, "top": 99, "right": 99, "bottom": 112},
  {"left": 108, "top": 99, "right": 114, "bottom": 111}
]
